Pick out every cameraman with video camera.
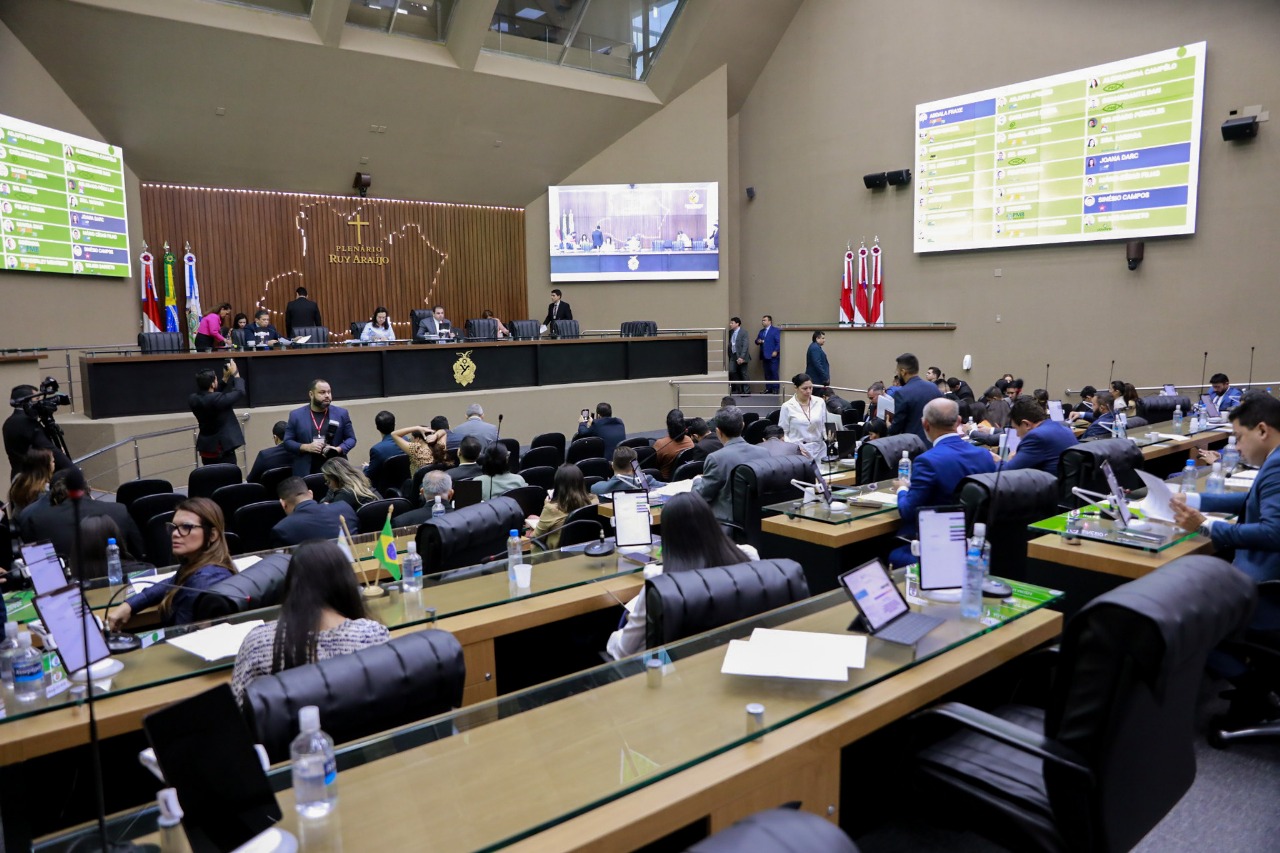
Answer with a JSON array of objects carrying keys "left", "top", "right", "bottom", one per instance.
[{"left": 4, "top": 380, "right": 74, "bottom": 473}]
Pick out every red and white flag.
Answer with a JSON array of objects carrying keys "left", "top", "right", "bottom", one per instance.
[
  {"left": 139, "top": 245, "right": 163, "bottom": 334},
  {"left": 853, "top": 245, "right": 870, "bottom": 326},
  {"left": 838, "top": 250, "right": 855, "bottom": 324},
  {"left": 868, "top": 240, "right": 885, "bottom": 326}
]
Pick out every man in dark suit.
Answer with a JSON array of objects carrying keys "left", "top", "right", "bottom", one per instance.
[
  {"left": 189, "top": 359, "right": 244, "bottom": 466},
  {"left": 694, "top": 407, "right": 770, "bottom": 523},
  {"left": 685, "top": 418, "right": 723, "bottom": 461},
  {"left": 4, "top": 384, "right": 74, "bottom": 472},
  {"left": 364, "top": 410, "right": 401, "bottom": 482},
  {"left": 247, "top": 309, "right": 285, "bottom": 348},
  {"left": 19, "top": 471, "right": 145, "bottom": 562},
  {"left": 889, "top": 398, "right": 996, "bottom": 567},
  {"left": 544, "top": 288, "right": 572, "bottom": 336},
  {"left": 449, "top": 436, "right": 485, "bottom": 481},
  {"left": 754, "top": 315, "right": 781, "bottom": 394},
  {"left": 282, "top": 378, "right": 357, "bottom": 476},
  {"left": 887, "top": 352, "right": 942, "bottom": 443},
  {"left": 394, "top": 471, "right": 454, "bottom": 526},
  {"left": 284, "top": 286, "right": 322, "bottom": 337},
  {"left": 727, "top": 316, "right": 750, "bottom": 394},
  {"left": 762, "top": 424, "right": 804, "bottom": 457},
  {"left": 247, "top": 421, "right": 294, "bottom": 484},
  {"left": 998, "top": 396, "right": 1078, "bottom": 476},
  {"left": 415, "top": 305, "right": 455, "bottom": 342},
  {"left": 946, "top": 377, "right": 976, "bottom": 403},
  {"left": 576, "top": 402, "right": 626, "bottom": 460},
  {"left": 270, "top": 476, "right": 357, "bottom": 547}
]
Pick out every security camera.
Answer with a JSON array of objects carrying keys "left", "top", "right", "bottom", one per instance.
[{"left": 1126, "top": 240, "right": 1144, "bottom": 271}]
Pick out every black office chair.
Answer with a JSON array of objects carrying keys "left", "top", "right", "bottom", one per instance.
[
  {"left": 357, "top": 498, "right": 413, "bottom": 534},
  {"left": 143, "top": 511, "right": 176, "bottom": 567},
  {"left": 684, "top": 807, "right": 859, "bottom": 853},
  {"left": 766, "top": 409, "right": 781, "bottom": 425},
  {"left": 409, "top": 309, "right": 433, "bottom": 343},
  {"left": 349, "top": 321, "right": 367, "bottom": 339},
  {"left": 211, "top": 483, "right": 268, "bottom": 533},
  {"left": 371, "top": 454, "right": 411, "bottom": 498},
  {"left": 414, "top": 496, "right": 524, "bottom": 573},
  {"left": 912, "top": 555, "right": 1256, "bottom": 853},
  {"left": 576, "top": 458, "right": 614, "bottom": 480},
  {"left": 233, "top": 501, "right": 287, "bottom": 554},
  {"left": 1057, "top": 438, "right": 1144, "bottom": 509},
  {"left": 137, "top": 332, "right": 186, "bottom": 354},
  {"left": 188, "top": 463, "right": 243, "bottom": 499},
  {"left": 503, "top": 485, "right": 547, "bottom": 519},
  {"left": 258, "top": 466, "right": 293, "bottom": 498},
  {"left": 620, "top": 320, "right": 659, "bottom": 337},
  {"left": 229, "top": 329, "right": 249, "bottom": 349},
  {"left": 846, "top": 400, "right": 867, "bottom": 422},
  {"left": 618, "top": 437, "right": 653, "bottom": 449},
  {"left": 956, "top": 470, "right": 1060, "bottom": 582},
  {"left": 743, "top": 419, "right": 770, "bottom": 445},
  {"left": 742, "top": 412, "right": 760, "bottom": 426},
  {"left": 303, "top": 473, "right": 328, "bottom": 502},
  {"left": 242, "top": 630, "right": 465, "bottom": 762},
  {"left": 566, "top": 436, "right": 605, "bottom": 464},
  {"left": 857, "top": 434, "right": 928, "bottom": 486},
  {"left": 519, "top": 446, "right": 561, "bottom": 472},
  {"left": 115, "top": 478, "right": 173, "bottom": 512},
  {"left": 552, "top": 319, "right": 581, "bottom": 339},
  {"left": 464, "top": 318, "right": 499, "bottom": 341},
  {"left": 1135, "top": 394, "right": 1192, "bottom": 423},
  {"left": 496, "top": 438, "right": 521, "bottom": 473},
  {"left": 509, "top": 319, "right": 540, "bottom": 340},
  {"left": 674, "top": 446, "right": 702, "bottom": 468},
  {"left": 1210, "top": 580, "right": 1280, "bottom": 747},
  {"left": 728, "top": 456, "right": 815, "bottom": 548},
  {"left": 530, "top": 432, "right": 566, "bottom": 464},
  {"left": 559, "top": 504, "right": 603, "bottom": 548},
  {"left": 673, "top": 460, "right": 704, "bottom": 481},
  {"left": 645, "top": 559, "right": 810, "bottom": 649},
  {"left": 633, "top": 445, "right": 657, "bottom": 468},
  {"left": 194, "top": 553, "right": 291, "bottom": 620},
  {"left": 128, "top": 492, "right": 185, "bottom": 536},
  {"left": 641, "top": 467, "right": 662, "bottom": 483},
  {"left": 520, "top": 465, "right": 556, "bottom": 492},
  {"left": 291, "top": 325, "right": 329, "bottom": 345}
]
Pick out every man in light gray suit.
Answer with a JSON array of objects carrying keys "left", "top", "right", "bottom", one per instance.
[
  {"left": 446, "top": 403, "right": 499, "bottom": 451},
  {"left": 695, "top": 407, "right": 770, "bottom": 524},
  {"left": 727, "top": 316, "right": 751, "bottom": 394}
]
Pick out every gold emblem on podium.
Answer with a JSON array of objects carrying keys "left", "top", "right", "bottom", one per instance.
[{"left": 453, "top": 350, "right": 477, "bottom": 387}]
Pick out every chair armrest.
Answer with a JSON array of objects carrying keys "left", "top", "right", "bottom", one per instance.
[{"left": 913, "top": 701, "right": 1094, "bottom": 785}]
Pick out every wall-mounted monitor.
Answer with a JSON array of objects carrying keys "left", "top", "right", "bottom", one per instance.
[
  {"left": 1, "top": 113, "right": 130, "bottom": 277},
  {"left": 914, "top": 43, "right": 1206, "bottom": 253},
  {"left": 549, "top": 181, "right": 718, "bottom": 282}
]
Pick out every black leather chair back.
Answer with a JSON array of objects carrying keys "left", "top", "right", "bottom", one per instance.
[
  {"left": 619, "top": 437, "right": 654, "bottom": 449},
  {"left": 1044, "top": 556, "right": 1255, "bottom": 852},
  {"left": 553, "top": 319, "right": 581, "bottom": 339},
  {"left": 729, "top": 456, "right": 814, "bottom": 547},
  {"left": 348, "top": 321, "right": 366, "bottom": 339},
  {"left": 414, "top": 496, "right": 523, "bottom": 572},
  {"left": 144, "top": 511, "right": 176, "bottom": 567},
  {"left": 303, "top": 473, "right": 328, "bottom": 502},
  {"left": 577, "top": 458, "right": 613, "bottom": 479},
  {"left": 530, "top": 431, "right": 566, "bottom": 460},
  {"left": 1135, "top": 395, "right": 1191, "bottom": 423},
  {"left": 189, "top": 463, "right": 243, "bottom": 499},
  {"left": 356, "top": 498, "right": 412, "bottom": 534},
  {"left": 519, "top": 446, "right": 561, "bottom": 471},
  {"left": 409, "top": 309, "right": 432, "bottom": 341},
  {"left": 129, "top": 492, "right": 185, "bottom": 535},
  {"left": 743, "top": 419, "right": 770, "bottom": 445},
  {"left": 645, "top": 559, "right": 810, "bottom": 649},
  {"left": 566, "top": 436, "right": 605, "bottom": 464},
  {"left": 464, "top": 318, "right": 499, "bottom": 341},
  {"left": 115, "top": 479, "right": 173, "bottom": 512},
  {"left": 259, "top": 466, "right": 293, "bottom": 499},
  {"left": 509, "top": 319, "right": 540, "bottom": 340},
  {"left": 496, "top": 438, "right": 521, "bottom": 472},
  {"left": 212, "top": 483, "right": 268, "bottom": 533},
  {"left": 138, "top": 332, "right": 186, "bottom": 354},
  {"left": 503, "top": 485, "right": 547, "bottom": 519},
  {"left": 674, "top": 460, "right": 704, "bottom": 481},
  {"left": 229, "top": 329, "right": 249, "bottom": 349},
  {"left": 519, "top": 466, "right": 556, "bottom": 491},
  {"left": 243, "top": 630, "right": 465, "bottom": 762},
  {"left": 194, "top": 553, "right": 291, "bottom": 620},
  {"left": 857, "top": 434, "right": 928, "bottom": 486},
  {"left": 560, "top": 504, "right": 603, "bottom": 548},
  {"left": 684, "top": 807, "right": 859, "bottom": 853},
  {"left": 956, "top": 470, "right": 1060, "bottom": 581},
  {"left": 234, "top": 500, "right": 287, "bottom": 553},
  {"left": 620, "top": 320, "right": 658, "bottom": 337},
  {"left": 1058, "top": 438, "right": 1144, "bottom": 508},
  {"left": 292, "top": 325, "right": 329, "bottom": 345},
  {"left": 633, "top": 445, "right": 657, "bottom": 468},
  {"left": 371, "top": 454, "right": 411, "bottom": 498}
]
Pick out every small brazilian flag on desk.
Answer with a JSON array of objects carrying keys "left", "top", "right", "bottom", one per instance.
[{"left": 376, "top": 515, "right": 401, "bottom": 581}]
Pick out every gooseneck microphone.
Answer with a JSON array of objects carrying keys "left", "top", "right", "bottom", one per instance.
[{"left": 1200, "top": 351, "right": 1209, "bottom": 395}]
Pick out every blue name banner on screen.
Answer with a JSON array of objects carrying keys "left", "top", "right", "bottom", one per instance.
[
  {"left": 914, "top": 43, "right": 1206, "bottom": 253},
  {"left": 549, "top": 182, "right": 719, "bottom": 282}
]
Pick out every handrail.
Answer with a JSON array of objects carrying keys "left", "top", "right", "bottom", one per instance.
[
  {"left": 1065, "top": 381, "right": 1280, "bottom": 398},
  {"left": 73, "top": 413, "right": 251, "bottom": 487}
]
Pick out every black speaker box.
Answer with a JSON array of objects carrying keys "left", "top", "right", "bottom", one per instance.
[{"left": 863, "top": 172, "right": 887, "bottom": 189}]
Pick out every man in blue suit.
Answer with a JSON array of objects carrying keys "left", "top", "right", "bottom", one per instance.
[
  {"left": 999, "top": 396, "right": 1078, "bottom": 476},
  {"left": 805, "top": 331, "right": 830, "bottom": 388},
  {"left": 1209, "top": 372, "right": 1244, "bottom": 412},
  {"left": 576, "top": 401, "right": 626, "bottom": 459},
  {"left": 271, "top": 476, "right": 358, "bottom": 547},
  {"left": 1080, "top": 390, "right": 1117, "bottom": 439},
  {"left": 282, "top": 378, "right": 357, "bottom": 476},
  {"left": 889, "top": 398, "right": 996, "bottom": 567},
  {"left": 754, "top": 315, "right": 781, "bottom": 394},
  {"left": 887, "top": 352, "right": 942, "bottom": 444}
]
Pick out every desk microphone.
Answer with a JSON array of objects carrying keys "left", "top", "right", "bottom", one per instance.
[
  {"left": 495, "top": 413, "right": 504, "bottom": 442},
  {"left": 523, "top": 519, "right": 610, "bottom": 555},
  {"left": 1200, "top": 352, "right": 1208, "bottom": 396},
  {"left": 101, "top": 579, "right": 253, "bottom": 653},
  {"left": 1248, "top": 346, "right": 1256, "bottom": 389},
  {"left": 1108, "top": 360, "right": 1115, "bottom": 385}
]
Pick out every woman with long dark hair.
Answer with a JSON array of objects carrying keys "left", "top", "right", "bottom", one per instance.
[
  {"left": 652, "top": 408, "right": 692, "bottom": 480},
  {"left": 360, "top": 305, "right": 396, "bottom": 343},
  {"left": 528, "top": 463, "right": 597, "bottom": 549},
  {"left": 106, "top": 497, "right": 235, "bottom": 629},
  {"left": 194, "top": 302, "right": 232, "bottom": 351},
  {"left": 606, "top": 492, "right": 757, "bottom": 659},
  {"left": 7, "top": 448, "right": 54, "bottom": 517},
  {"left": 231, "top": 540, "right": 389, "bottom": 703}
]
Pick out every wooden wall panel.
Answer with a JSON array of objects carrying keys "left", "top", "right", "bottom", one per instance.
[{"left": 140, "top": 185, "right": 526, "bottom": 340}]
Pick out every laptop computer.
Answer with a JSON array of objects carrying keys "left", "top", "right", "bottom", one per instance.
[{"left": 839, "top": 558, "right": 944, "bottom": 645}]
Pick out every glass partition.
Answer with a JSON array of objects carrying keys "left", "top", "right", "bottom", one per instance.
[{"left": 346, "top": 0, "right": 456, "bottom": 43}]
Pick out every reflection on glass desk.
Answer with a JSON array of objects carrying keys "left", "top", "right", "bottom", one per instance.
[
  {"left": 0, "top": 543, "right": 644, "bottom": 729},
  {"left": 765, "top": 481, "right": 898, "bottom": 526},
  {"left": 51, "top": 574, "right": 1063, "bottom": 852},
  {"left": 1030, "top": 511, "right": 1199, "bottom": 553}
]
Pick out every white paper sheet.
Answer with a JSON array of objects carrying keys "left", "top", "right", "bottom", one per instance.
[
  {"left": 1226, "top": 477, "right": 1255, "bottom": 490},
  {"left": 651, "top": 479, "right": 696, "bottom": 498},
  {"left": 848, "top": 490, "right": 899, "bottom": 507},
  {"left": 232, "top": 555, "right": 262, "bottom": 572},
  {"left": 749, "top": 627, "right": 867, "bottom": 669},
  {"left": 1154, "top": 433, "right": 1192, "bottom": 442},
  {"left": 127, "top": 570, "right": 177, "bottom": 590},
  {"left": 720, "top": 639, "right": 850, "bottom": 682},
  {"left": 166, "top": 620, "right": 264, "bottom": 662},
  {"left": 1134, "top": 471, "right": 1177, "bottom": 523}
]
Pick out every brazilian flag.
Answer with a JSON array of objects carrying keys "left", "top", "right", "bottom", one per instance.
[{"left": 376, "top": 515, "right": 401, "bottom": 581}]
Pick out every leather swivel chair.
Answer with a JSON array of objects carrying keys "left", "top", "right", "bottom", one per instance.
[
  {"left": 138, "top": 332, "right": 187, "bottom": 354},
  {"left": 1135, "top": 394, "right": 1192, "bottom": 423},
  {"left": 1057, "top": 438, "right": 1144, "bottom": 509},
  {"left": 188, "top": 463, "right": 243, "bottom": 499},
  {"left": 857, "top": 435, "right": 928, "bottom": 486},
  {"left": 956, "top": 470, "right": 1060, "bottom": 582},
  {"left": 509, "top": 319, "right": 540, "bottom": 340},
  {"left": 194, "top": 553, "right": 291, "bottom": 620},
  {"left": 729, "top": 456, "right": 814, "bottom": 548},
  {"left": 291, "top": 325, "right": 329, "bottom": 345},
  {"left": 464, "top": 318, "right": 499, "bottom": 341},
  {"left": 645, "top": 559, "right": 810, "bottom": 649},
  {"left": 414, "top": 496, "right": 524, "bottom": 573},
  {"left": 552, "top": 319, "right": 581, "bottom": 339}
]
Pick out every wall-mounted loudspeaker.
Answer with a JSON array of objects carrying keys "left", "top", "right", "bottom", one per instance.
[
  {"left": 885, "top": 169, "right": 912, "bottom": 186},
  {"left": 863, "top": 173, "right": 887, "bottom": 189},
  {"left": 353, "top": 172, "right": 372, "bottom": 197},
  {"left": 1221, "top": 115, "right": 1259, "bottom": 141},
  {"left": 746, "top": 186, "right": 756, "bottom": 201},
  {"left": 1126, "top": 240, "right": 1144, "bottom": 271}
]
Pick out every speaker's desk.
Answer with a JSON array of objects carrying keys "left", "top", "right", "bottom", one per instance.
[{"left": 66, "top": 578, "right": 1063, "bottom": 853}]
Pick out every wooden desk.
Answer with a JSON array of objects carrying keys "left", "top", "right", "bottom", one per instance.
[
  {"left": 761, "top": 509, "right": 901, "bottom": 550},
  {"left": 1027, "top": 531, "right": 1214, "bottom": 580}
]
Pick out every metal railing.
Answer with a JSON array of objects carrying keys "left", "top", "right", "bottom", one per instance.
[
  {"left": 1, "top": 343, "right": 133, "bottom": 414},
  {"left": 669, "top": 380, "right": 867, "bottom": 414},
  {"left": 1064, "top": 381, "right": 1280, "bottom": 399},
  {"left": 73, "top": 414, "right": 251, "bottom": 490}
]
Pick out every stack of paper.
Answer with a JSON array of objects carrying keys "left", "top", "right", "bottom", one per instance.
[
  {"left": 848, "top": 490, "right": 899, "bottom": 507},
  {"left": 1134, "top": 471, "right": 1177, "bottom": 523},
  {"left": 166, "top": 620, "right": 265, "bottom": 662},
  {"left": 232, "top": 555, "right": 262, "bottom": 572},
  {"left": 651, "top": 479, "right": 696, "bottom": 498},
  {"left": 720, "top": 628, "right": 866, "bottom": 682}
]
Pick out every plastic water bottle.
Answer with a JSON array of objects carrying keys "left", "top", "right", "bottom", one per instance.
[
  {"left": 897, "top": 451, "right": 912, "bottom": 485},
  {"left": 12, "top": 632, "right": 44, "bottom": 703},
  {"left": 291, "top": 705, "right": 337, "bottom": 817},
  {"left": 1172, "top": 405, "right": 1183, "bottom": 434},
  {"left": 400, "top": 541, "right": 422, "bottom": 593},
  {"left": 1114, "top": 411, "right": 1127, "bottom": 439},
  {"left": 1181, "top": 459, "right": 1198, "bottom": 495},
  {"left": 106, "top": 537, "right": 124, "bottom": 587},
  {"left": 1222, "top": 436, "right": 1241, "bottom": 475},
  {"left": 0, "top": 622, "right": 20, "bottom": 687},
  {"left": 507, "top": 529, "right": 522, "bottom": 582},
  {"left": 1198, "top": 405, "right": 1208, "bottom": 432},
  {"left": 430, "top": 495, "right": 446, "bottom": 519},
  {"left": 1205, "top": 462, "right": 1226, "bottom": 495},
  {"left": 962, "top": 524, "right": 987, "bottom": 619}
]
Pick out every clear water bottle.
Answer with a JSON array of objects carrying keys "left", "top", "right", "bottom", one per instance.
[
  {"left": 507, "top": 529, "right": 522, "bottom": 581},
  {"left": 291, "top": 705, "right": 337, "bottom": 817},
  {"left": 1197, "top": 406, "right": 1208, "bottom": 432},
  {"left": 1181, "top": 459, "right": 1198, "bottom": 495},
  {"left": 106, "top": 537, "right": 124, "bottom": 587},
  {"left": 0, "top": 622, "right": 20, "bottom": 687},
  {"left": 12, "top": 632, "right": 45, "bottom": 703},
  {"left": 1114, "top": 411, "right": 1127, "bottom": 439},
  {"left": 1205, "top": 462, "right": 1226, "bottom": 495},
  {"left": 1222, "top": 436, "right": 1241, "bottom": 476},
  {"left": 400, "top": 541, "right": 422, "bottom": 593},
  {"left": 1171, "top": 405, "right": 1183, "bottom": 434},
  {"left": 961, "top": 524, "right": 987, "bottom": 619},
  {"left": 897, "top": 451, "right": 912, "bottom": 485},
  {"left": 430, "top": 495, "right": 446, "bottom": 519}
]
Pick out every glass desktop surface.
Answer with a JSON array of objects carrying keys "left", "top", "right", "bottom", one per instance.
[
  {"left": 0, "top": 533, "right": 643, "bottom": 728},
  {"left": 1029, "top": 511, "right": 1198, "bottom": 552},
  {"left": 45, "top": 575, "right": 1062, "bottom": 852},
  {"left": 765, "top": 481, "right": 898, "bottom": 526}
]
